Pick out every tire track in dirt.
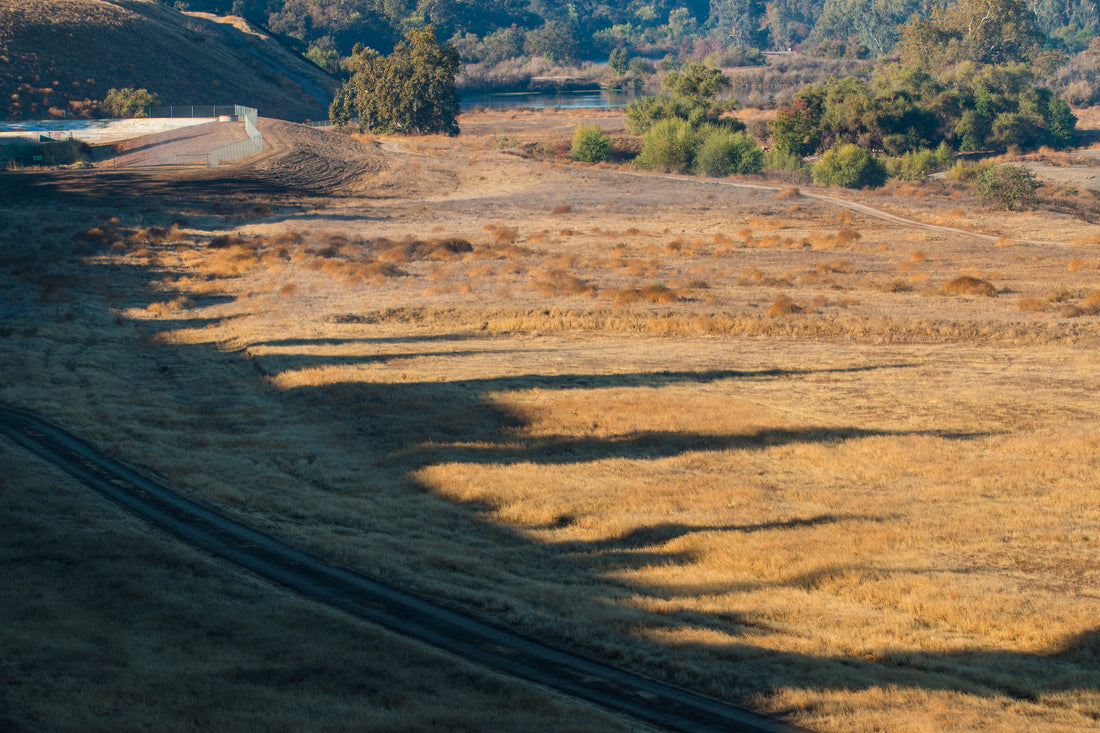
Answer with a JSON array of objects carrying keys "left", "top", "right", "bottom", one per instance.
[
  {"left": 245, "top": 119, "right": 385, "bottom": 194},
  {"left": 0, "top": 406, "right": 810, "bottom": 733}
]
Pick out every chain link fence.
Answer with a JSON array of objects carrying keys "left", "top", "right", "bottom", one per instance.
[
  {"left": 146, "top": 105, "right": 239, "bottom": 119},
  {"left": 206, "top": 106, "right": 263, "bottom": 168}
]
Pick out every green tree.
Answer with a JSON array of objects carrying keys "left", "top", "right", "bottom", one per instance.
[
  {"left": 661, "top": 62, "right": 731, "bottom": 102},
  {"left": 330, "top": 27, "right": 461, "bottom": 135},
  {"left": 975, "top": 164, "right": 1039, "bottom": 208},
  {"left": 306, "top": 35, "right": 340, "bottom": 73},
  {"left": 1045, "top": 96, "right": 1077, "bottom": 147},
  {"left": 636, "top": 117, "right": 700, "bottom": 172},
  {"left": 571, "top": 124, "right": 613, "bottom": 162},
  {"left": 694, "top": 128, "right": 764, "bottom": 176},
  {"left": 897, "top": 0, "right": 1046, "bottom": 69},
  {"left": 609, "top": 48, "right": 630, "bottom": 77},
  {"left": 99, "top": 88, "right": 160, "bottom": 118},
  {"left": 812, "top": 143, "right": 888, "bottom": 188},
  {"left": 625, "top": 94, "right": 745, "bottom": 136},
  {"left": 771, "top": 98, "right": 821, "bottom": 156},
  {"left": 523, "top": 19, "right": 581, "bottom": 61}
]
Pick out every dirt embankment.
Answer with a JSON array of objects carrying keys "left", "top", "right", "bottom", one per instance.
[{"left": 0, "top": 0, "right": 336, "bottom": 121}]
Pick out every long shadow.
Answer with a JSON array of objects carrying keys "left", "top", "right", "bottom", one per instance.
[
  {"left": 251, "top": 348, "right": 542, "bottom": 373},
  {"left": 254, "top": 334, "right": 479, "bottom": 348}
]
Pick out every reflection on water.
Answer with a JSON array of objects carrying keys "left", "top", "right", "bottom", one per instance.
[{"left": 459, "top": 89, "right": 639, "bottom": 112}]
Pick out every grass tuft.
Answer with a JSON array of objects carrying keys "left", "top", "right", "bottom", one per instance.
[{"left": 941, "top": 276, "right": 997, "bottom": 297}]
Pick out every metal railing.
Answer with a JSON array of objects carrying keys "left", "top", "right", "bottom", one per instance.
[{"left": 206, "top": 105, "right": 263, "bottom": 168}]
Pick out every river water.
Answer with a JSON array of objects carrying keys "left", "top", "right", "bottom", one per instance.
[{"left": 459, "top": 89, "right": 638, "bottom": 111}]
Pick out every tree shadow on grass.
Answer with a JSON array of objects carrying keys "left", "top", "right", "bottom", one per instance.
[{"left": 255, "top": 342, "right": 1100, "bottom": 716}]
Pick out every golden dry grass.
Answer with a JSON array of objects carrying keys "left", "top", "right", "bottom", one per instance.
[{"left": 2, "top": 107, "right": 1100, "bottom": 731}]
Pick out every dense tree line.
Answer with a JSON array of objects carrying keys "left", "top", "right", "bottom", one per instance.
[
  {"left": 165, "top": 0, "right": 1097, "bottom": 62},
  {"left": 772, "top": 64, "right": 1076, "bottom": 156}
]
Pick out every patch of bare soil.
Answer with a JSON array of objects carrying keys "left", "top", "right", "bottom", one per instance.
[{"left": 250, "top": 120, "right": 458, "bottom": 198}]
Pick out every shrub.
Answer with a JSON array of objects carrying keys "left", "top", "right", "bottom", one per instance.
[
  {"left": 636, "top": 118, "right": 698, "bottom": 173},
  {"left": 98, "top": 88, "right": 160, "bottom": 118},
  {"left": 812, "top": 144, "right": 887, "bottom": 189},
  {"left": 570, "top": 124, "right": 612, "bottom": 163},
  {"left": 694, "top": 129, "right": 764, "bottom": 177},
  {"left": 975, "top": 165, "right": 1039, "bottom": 210}
]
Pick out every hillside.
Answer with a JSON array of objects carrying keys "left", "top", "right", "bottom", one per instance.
[{"left": 0, "top": 0, "right": 338, "bottom": 121}]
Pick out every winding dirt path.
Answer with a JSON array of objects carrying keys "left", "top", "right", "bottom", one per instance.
[{"left": 0, "top": 406, "right": 809, "bottom": 733}]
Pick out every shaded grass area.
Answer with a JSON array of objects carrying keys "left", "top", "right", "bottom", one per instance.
[{"left": 0, "top": 443, "right": 635, "bottom": 733}]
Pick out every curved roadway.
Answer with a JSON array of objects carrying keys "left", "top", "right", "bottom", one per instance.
[{"left": 0, "top": 406, "right": 809, "bottom": 733}]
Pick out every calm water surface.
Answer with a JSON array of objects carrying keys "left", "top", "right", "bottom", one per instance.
[{"left": 459, "top": 89, "right": 638, "bottom": 111}]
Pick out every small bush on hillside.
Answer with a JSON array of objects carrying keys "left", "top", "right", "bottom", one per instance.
[
  {"left": 570, "top": 124, "right": 612, "bottom": 163},
  {"left": 694, "top": 129, "right": 763, "bottom": 177},
  {"left": 812, "top": 144, "right": 887, "bottom": 189},
  {"left": 98, "top": 88, "right": 160, "bottom": 118},
  {"left": 636, "top": 117, "right": 698, "bottom": 173},
  {"left": 976, "top": 165, "right": 1039, "bottom": 210}
]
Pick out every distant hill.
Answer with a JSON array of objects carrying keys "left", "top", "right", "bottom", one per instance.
[{"left": 0, "top": 0, "right": 338, "bottom": 121}]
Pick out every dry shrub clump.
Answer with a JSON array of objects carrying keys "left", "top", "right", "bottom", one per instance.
[
  {"left": 1015, "top": 297, "right": 1045, "bottom": 312},
  {"left": 1062, "top": 291, "right": 1100, "bottom": 317},
  {"left": 377, "top": 236, "right": 473, "bottom": 263},
  {"left": 530, "top": 268, "right": 595, "bottom": 297},
  {"left": 941, "top": 276, "right": 997, "bottom": 297},
  {"left": 484, "top": 223, "right": 520, "bottom": 244},
  {"left": 75, "top": 224, "right": 122, "bottom": 249},
  {"left": 208, "top": 233, "right": 249, "bottom": 250},
  {"left": 611, "top": 283, "right": 682, "bottom": 305},
  {"left": 818, "top": 259, "right": 851, "bottom": 273},
  {"left": 807, "top": 229, "right": 860, "bottom": 250},
  {"left": 550, "top": 204, "right": 573, "bottom": 215},
  {"left": 130, "top": 223, "right": 188, "bottom": 246},
  {"left": 774, "top": 186, "right": 801, "bottom": 200},
  {"left": 145, "top": 295, "right": 194, "bottom": 317},
  {"left": 767, "top": 294, "right": 803, "bottom": 315}
]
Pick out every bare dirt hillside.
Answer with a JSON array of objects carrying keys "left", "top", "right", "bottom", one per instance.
[{"left": 0, "top": 0, "right": 337, "bottom": 121}]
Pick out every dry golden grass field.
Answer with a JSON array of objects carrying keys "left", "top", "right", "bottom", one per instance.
[{"left": 2, "top": 109, "right": 1100, "bottom": 731}]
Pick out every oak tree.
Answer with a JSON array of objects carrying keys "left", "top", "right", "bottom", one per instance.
[{"left": 330, "top": 26, "right": 461, "bottom": 135}]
